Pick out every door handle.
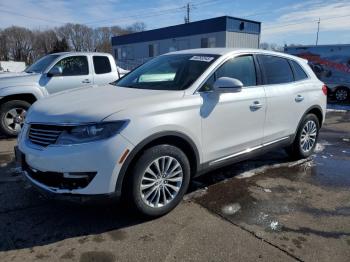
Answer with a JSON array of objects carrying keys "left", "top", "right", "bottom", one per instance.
[
  {"left": 250, "top": 101, "right": 263, "bottom": 111},
  {"left": 82, "top": 79, "right": 91, "bottom": 84},
  {"left": 295, "top": 95, "right": 304, "bottom": 102}
]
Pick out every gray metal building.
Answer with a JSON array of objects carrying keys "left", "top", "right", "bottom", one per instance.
[{"left": 112, "top": 16, "right": 261, "bottom": 69}]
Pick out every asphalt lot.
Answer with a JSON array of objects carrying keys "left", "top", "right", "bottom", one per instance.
[{"left": 0, "top": 110, "right": 349, "bottom": 262}]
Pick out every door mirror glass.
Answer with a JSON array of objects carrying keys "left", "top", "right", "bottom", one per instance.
[
  {"left": 213, "top": 77, "right": 243, "bottom": 93},
  {"left": 47, "top": 66, "right": 63, "bottom": 77}
]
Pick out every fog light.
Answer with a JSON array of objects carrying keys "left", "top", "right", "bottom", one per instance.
[{"left": 63, "top": 172, "right": 96, "bottom": 179}]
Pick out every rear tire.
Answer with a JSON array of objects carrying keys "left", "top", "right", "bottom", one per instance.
[
  {"left": 335, "top": 87, "right": 349, "bottom": 102},
  {"left": 0, "top": 100, "right": 30, "bottom": 137},
  {"left": 127, "top": 144, "right": 190, "bottom": 217},
  {"left": 286, "top": 114, "right": 320, "bottom": 159}
]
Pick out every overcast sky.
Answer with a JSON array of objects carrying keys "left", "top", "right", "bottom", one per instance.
[{"left": 0, "top": 0, "right": 349, "bottom": 46}]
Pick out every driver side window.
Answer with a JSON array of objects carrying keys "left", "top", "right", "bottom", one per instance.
[
  {"left": 53, "top": 56, "right": 89, "bottom": 76},
  {"left": 200, "top": 55, "right": 257, "bottom": 91}
]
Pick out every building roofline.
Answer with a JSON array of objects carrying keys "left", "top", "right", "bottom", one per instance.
[{"left": 112, "top": 16, "right": 261, "bottom": 46}]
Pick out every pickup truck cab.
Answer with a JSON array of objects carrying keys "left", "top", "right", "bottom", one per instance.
[{"left": 0, "top": 52, "right": 127, "bottom": 136}]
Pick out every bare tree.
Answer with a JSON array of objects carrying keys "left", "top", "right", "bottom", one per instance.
[
  {"left": 126, "top": 22, "right": 146, "bottom": 32},
  {"left": 260, "top": 42, "right": 284, "bottom": 52},
  {"left": 56, "top": 23, "right": 94, "bottom": 52},
  {"left": 93, "top": 26, "right": 132, "bottom": 53},
  {"left": 3, "top": 26, "right": 34, "bottom": 64},
  {"left": 0, "top": 29, "right": 10, "bottom": 60},
  {"left": 32, "top": 29, "right": 58, "bottom": 59},
  {"left": 0, "top": 21, "right": 146, "bottom": 63}
]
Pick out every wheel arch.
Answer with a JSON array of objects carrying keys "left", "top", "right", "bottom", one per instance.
[
  {"left": 0, "top": 93, "right": 37, "bottom": 106},
  {"left": 295, "top": 105, "right": 324, "bottom": 136},
  {"left": 115, "top": 131, "right": 200, "bottom": 196}
]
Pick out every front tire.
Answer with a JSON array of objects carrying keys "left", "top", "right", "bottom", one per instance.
[
  {"left": 128, "top": 145, "right": 191, "bottom": 217},
  {"left": 286, "top": 114, "right": 320, "bottom": 159},
  {"left": 0, "top": 100, "right": 30, "bottom": 136}
]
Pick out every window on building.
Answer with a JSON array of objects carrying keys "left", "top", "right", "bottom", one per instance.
[
  {"left": 201, "top": 37, "right": 216, "bottom": 48},
  {"left": 258, "top": 55, "right": 294, "bottom": 84},
  {"left": 121, "top": 47, "right": 127, "bottom": 59},
  {"left": 53, "top": 56, "right": 89, "bottom": 76},
  {"left": 93, "top": 56, "right": 111, "bottom": 74},
  {"left": 291, "top": 60, "right": 308, "bottom": 81},
  {"left": 149, "top": 43, "right": 159, "bottom": 57}
]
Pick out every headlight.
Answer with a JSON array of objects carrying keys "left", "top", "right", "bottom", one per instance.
[{"left": 56, "top": 121, "right": 128, "bottom": 145}]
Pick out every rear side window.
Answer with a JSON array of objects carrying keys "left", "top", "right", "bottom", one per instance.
[
  {"left": 93, "top": 56, "right": 112, "bottom": 74},
  {"left": 291, "top": 60, "right": 308, "bottom": 81},
  {"left": 258, "top": 55, "right": 294, "bottom": 84}
]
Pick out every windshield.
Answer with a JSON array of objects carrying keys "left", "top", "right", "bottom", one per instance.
[
  {"left": 115, "top": 54, "right": 219, "bottom": 90},
  {"left": 25, "top": 54, "right": 60, "bottom": 73}
]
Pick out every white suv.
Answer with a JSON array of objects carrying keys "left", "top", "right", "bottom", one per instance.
[{"left": 16, "top": 49, "right": 327, "bottom": 216}]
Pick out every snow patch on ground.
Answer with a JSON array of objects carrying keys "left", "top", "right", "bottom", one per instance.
[
  {"left": 221, "top": 203, "right": 241, "bottom": 215},
  {"left": 270, "top": 221, "right": 280, "bottom": 231},
  {"left": 236, "top": 158, "right": 313, "bottom": 179}
]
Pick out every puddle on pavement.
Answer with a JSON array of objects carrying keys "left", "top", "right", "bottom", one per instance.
[
  {"left": 0, "top": 153, "right": 14, "bottom": 166},
  {"left": 190, "top": 122, "right": 350, "bottom": 236}
]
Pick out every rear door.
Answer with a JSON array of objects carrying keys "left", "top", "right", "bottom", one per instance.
[
  {"left": 257, "top": 54, "right": 310, "bottom": 143},
  {"left": 200, "top": 55, "right": 266, "bottom": 163},
  {"left": 92, "top": 55, "right": 119, "bottom": 85}
]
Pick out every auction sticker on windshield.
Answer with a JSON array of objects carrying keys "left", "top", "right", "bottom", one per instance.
[{"left": 190, "top": 56, "right": 215, "bottom": 62}]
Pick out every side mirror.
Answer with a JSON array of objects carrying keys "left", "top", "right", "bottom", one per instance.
[
  {"left": 47, "top": 66, "right": 63, "bottom": 77},
  {"left": 213, "top": 77, "right": 243, "bottom": 93}
]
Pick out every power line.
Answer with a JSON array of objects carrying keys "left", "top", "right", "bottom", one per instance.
[
  {"left": 85, "top": 6, "right": 186, "bottom": 26},
  {"left": 85, "top": 0, "right": 226, "bottom": 26},
  {"left": 263, "top": 14, "right": 350, "bottom": 30},
  {"left": 0, "top": 8, "right": 64, "bottom": 24}
]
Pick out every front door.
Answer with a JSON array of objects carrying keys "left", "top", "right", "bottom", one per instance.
[
  {"left": 200, "top": 55, "right": 266, "bottom": 163},
  {"left": 42, "top": 55, "right": 92, "bottom": 94}
]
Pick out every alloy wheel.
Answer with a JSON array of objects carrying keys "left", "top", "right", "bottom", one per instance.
[
  {"left": 300, "top": 120, "right": 317, "bottom": 152},
  {"left": 140, "top": 156, "right": 183, "bottom": 208},
  {"left": 335, "top": 88, "right": 348, "bottom": 101},
  {"left": 4, "top": 108, "right": 26, "bottom": 133}
]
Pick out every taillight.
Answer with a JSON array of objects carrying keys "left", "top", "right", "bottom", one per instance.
[{"left": 322, "top": 85, "right": 328, "bottom": 96}]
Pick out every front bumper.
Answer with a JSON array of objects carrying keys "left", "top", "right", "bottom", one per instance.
[{"left": 17, "top": 133, "right": 134, "bottom": 195}]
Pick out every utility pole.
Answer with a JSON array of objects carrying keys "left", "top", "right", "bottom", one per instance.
[
  {"left": 185, "top": 3, "right": 191, "bottom": 23},
  {"left": 316, "top": 18, "right": 320, "bottom": 45}
]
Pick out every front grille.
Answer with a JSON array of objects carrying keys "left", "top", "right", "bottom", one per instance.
[{"left": 28, "top": 124, "right": 65, "bottom": 147}]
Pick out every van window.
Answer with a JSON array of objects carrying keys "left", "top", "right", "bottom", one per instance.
[
  {"left": 258, "top": 55, "right": 294, "bottom": 84},
  {"left": 93, "top": 56, "right": 112, "bottom": 74},
  {"left": 291, "top": 60, "right": 308, "bottom": 81}
]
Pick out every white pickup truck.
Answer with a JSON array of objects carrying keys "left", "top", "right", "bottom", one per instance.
[{"left": 0, "top": 52, "right": 128, "bottom": 136}]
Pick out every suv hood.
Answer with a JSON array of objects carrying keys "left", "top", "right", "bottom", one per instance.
[
  {"left": 0, "top": 72, "right": 41, "bottom": 88},
  {"left": 26, "top": 85, "right": 184, "bottom": 124}
]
